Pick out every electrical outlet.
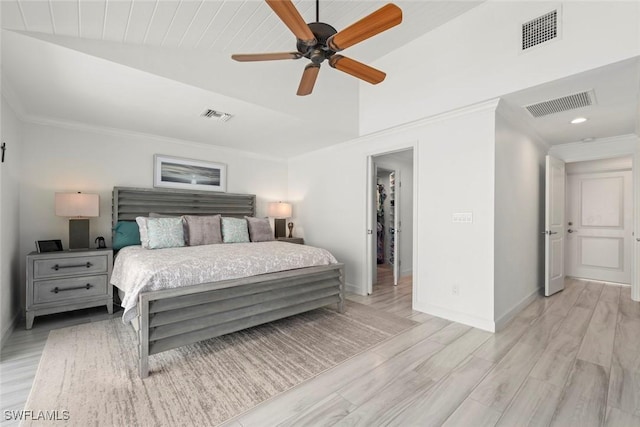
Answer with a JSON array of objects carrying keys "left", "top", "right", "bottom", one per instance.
[{"left": 452, "top": 284, "right": 459, "bottom": 296}]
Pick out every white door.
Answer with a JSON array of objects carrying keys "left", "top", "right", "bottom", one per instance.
[
  {"left": 566, "top": 171, "right": 633, "bottom": 284},
  {"left": 545, "top": 155, "right": 566, "bottom": 296}
]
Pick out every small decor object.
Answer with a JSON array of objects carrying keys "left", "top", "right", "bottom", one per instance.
[
  {"left": 35, "top": 239, "right": 63, "bottom": 253},
  {"left": 268, "top": 202, "right": 292, "bottom": 239},
  {"left": 154, "top": 155, "right": 227, "bottom": 193},
  {"left": 55, "top": 192, "right": 99, "bottom": 250},
  {"left": 288, "top": 222, "right": 294, "bottom": 238}
]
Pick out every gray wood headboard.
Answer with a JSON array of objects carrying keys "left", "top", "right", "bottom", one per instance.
[{"left": 112, "top": 186, "right": 256, "bottom": 225}]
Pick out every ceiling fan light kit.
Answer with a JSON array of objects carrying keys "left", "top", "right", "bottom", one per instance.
[{"left": 232, "top": 0, "right": 402, "bottom": 96}]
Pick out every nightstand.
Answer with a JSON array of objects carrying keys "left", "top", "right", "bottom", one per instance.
[
  {"left": 277, "top": 237, "right": 304, "bottom": 245},
  {"left": 26, "top": 249, "right": 113, "bottom": 329}
]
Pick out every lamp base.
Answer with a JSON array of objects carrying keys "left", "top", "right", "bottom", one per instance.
[
  {"left": 274, "top": 218, "right": 286, "bottom": 239},
  {"left": 69, "top": 219, "right": 90, "bottom": 250}
]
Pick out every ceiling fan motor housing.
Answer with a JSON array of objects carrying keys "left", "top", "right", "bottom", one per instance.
[{"left": 297, "top": 22, "right": 338, "bottom": 63}]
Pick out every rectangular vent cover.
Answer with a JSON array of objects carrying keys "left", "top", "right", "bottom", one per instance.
[
  {"left": 522, "top": 10, "right": 558, "bottom": 50},
  {"left": 525, "top": 90, "right": 595, "bottom": 118},
  {"left": 202, "top": 109, "right": 233, "bottom": 122}
]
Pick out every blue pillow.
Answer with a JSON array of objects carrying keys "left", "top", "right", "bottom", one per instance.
[{"left": 112, "top": 221, "right": 141, "bottom": 250}]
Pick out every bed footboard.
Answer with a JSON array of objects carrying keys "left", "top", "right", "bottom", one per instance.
[{"left": 137, "top": 264, "right": 345, "bottom": 378}]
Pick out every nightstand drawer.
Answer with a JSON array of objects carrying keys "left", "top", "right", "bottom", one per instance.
[
  {"left": 33, "top": 275, "right": 108, "bottom": 304},
  {"left": 34, "top": 255, "right": 108, "bottom": 279}
]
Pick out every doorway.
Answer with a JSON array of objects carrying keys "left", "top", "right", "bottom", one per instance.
[
  {"left": 545, "top": 153, "right": 636, "bottom": 297},
  {"left": 566, "top": 157, "right": 633, "bottom": 285},
  {"left": 367, "top": 148, "right": 414, "bottom": 296}
]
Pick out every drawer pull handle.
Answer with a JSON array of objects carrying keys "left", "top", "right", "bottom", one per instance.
[
  {"left": 52, "top": 262, "right": 93, "bottom": 271},
  {"left": 52, "top": 284, "right": 93, "bottom": 294}
]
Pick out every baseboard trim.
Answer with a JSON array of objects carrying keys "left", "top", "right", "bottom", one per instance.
[
  {"left": 494, "top": 288, "right": 541, "bottom": 332},
  {"left": 567, "top": 276, "right": 630, "bottom": 287},
  {"left": 345, "top": 282, "right": 363, "bottom": 296},
  {"left": 1, "top": 311, "right": 21, "bottom": 350},
  {"left": 413, "top": 301, "right": 495, "bottom": 332}
]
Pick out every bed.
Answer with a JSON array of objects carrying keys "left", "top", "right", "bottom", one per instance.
[{"left": 111, "top": 186, "right": 345, "bottom": 378}]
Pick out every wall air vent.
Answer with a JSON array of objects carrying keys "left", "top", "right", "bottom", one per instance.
[
  {"left": 525, "top": 90, "right": 595, "bottom": 118},
  {"left": 522, "top": 10, "right": 558, "bottom": 50},
  {"left": 201, "top": 109, "right": 233, "bottom": 122}
]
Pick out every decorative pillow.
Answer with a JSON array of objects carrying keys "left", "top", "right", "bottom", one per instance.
[
  {"left": 245, "top": 216, "right": 274, "bottom": 242},
  {"left": 221, "top": 217, "right": 250, "bottom": 243},
  {"left": 112, "top": 221, "right": 141, "bottom": 250},
  {"left": 183, "top": 215, "right": 222, "bottom": 246},
  {"left": 146, "top": 217, "right": 185, "bottom": 249},
  {"left": 136, "top": 217, "right": 150, "bottom": 248}
]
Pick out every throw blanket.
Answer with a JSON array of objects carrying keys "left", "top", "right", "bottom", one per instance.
[{"left": 111, "top": 241, "right": 338, "bottom": 323}]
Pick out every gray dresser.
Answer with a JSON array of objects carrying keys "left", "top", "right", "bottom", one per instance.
[{"left": 26, "top": 249, "right": 113, "bottom": 329}]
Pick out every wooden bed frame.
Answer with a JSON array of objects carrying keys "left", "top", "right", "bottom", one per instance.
[{"left": 112, "top": 187, "right": 345, "bottom": 378}]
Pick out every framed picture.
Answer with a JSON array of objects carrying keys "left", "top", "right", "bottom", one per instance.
[
  {"left": 36, "top": 239, "right": 63, "bottom": 253},
  {"left": 154, "top": 155, "right": 227, "bottom": 193}
]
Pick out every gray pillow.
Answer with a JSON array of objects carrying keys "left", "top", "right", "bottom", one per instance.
[
  {"left": 245, "top": 216, "right": 274, "bottom": 242},
  {"left": 183, "top": 215, "right": 222, "bottom": 246}
]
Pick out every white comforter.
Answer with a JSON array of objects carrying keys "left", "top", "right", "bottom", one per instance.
[{"left": 111, "top": 241, "right": 338, "bottom": 323}]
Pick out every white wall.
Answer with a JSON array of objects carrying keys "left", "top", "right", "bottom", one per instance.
[
  {"left": 1, "top": 96, "right": 22, "bottom": 345},
  {"left": 361, "top": 0, "right": 640, "bottom": 134},
  {"left": 289, "top": 100, "right": 499, "bottom": 331},
  {"left": 494, "top": 103, "right": 548, "bottom": 328},
  {"left": 17, "top": 120, "right": 288, "bottom": 312}
]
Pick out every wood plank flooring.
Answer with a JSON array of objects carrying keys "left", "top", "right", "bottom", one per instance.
[
  {"left": 2, "top": 269, "right": 640, "bottom": 427},
  {"left": 230, "top": 274, "right": 640, "bottom": 426}
]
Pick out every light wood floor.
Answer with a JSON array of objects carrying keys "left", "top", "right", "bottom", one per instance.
[{"left": 3, "top": 276, "right": 640, "bottom": 427}]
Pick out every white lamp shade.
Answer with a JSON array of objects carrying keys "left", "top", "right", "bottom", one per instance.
[
  {"left": 267, "top": 202, "right": 292, "bottom": 218},
  {"left": 55, "top": 193, "right": 99, "bottom": 218}
]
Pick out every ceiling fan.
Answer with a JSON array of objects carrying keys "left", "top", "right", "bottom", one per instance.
[{"left": 231, "top": 0, "right": 402, "bottom": 96}]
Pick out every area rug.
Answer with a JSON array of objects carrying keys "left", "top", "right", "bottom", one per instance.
[{"left": 23, "top": 302, "right": 416, "bottom": 426}]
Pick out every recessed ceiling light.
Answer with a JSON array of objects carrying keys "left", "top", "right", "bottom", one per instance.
[
  {"left": 570, "top": 117, "right": 587, "bottom": 124},
  {"left": 581, "top": 137, "right": 595, "bottom": 143}
]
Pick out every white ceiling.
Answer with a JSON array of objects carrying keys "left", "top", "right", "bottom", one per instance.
[
  {"left": 3, "top": 1, "right": 637, "bottom": 158},
  {"left": 1, "top": 1, "right": 484, "bottom": 158},
  {"left": 501, "top": 57, "right": 640, "bottom": 146}
]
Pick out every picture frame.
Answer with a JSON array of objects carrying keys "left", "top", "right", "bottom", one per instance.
[
  {"left": 154, "top": 155, "right": 227, "bottom": 193},
  {"left": 36, "top": 239, "right": 64, "bottom": 253}
]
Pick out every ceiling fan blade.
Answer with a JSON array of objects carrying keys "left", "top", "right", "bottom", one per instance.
[
  {"left": 297, "top": 64, "right": 320, "bottom": 96},
  {"left": 329, "top": 55, "right": 386, "bottom": 84},
  {"left": 231, "top": 52, "right": 302, "bottom": 62},
  {"left": 265, "top": 0, "right": 317, "bottom": 46},
  {"left": 327, "top": 3, "right": 402, "bottom": 52}
]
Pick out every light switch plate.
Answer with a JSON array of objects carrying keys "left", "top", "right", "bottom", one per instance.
[{"left": 452, "top": 212, "right": 473, "bottom": 223}]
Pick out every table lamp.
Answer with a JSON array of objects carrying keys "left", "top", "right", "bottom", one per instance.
[
  {"left": 55, "top": 192, "right": 99, "bottom": 250},
  {"left": 268, "top": 202, "right": 292, "bottom": 239}
]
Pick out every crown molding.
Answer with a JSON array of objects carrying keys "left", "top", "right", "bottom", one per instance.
[{"left": 292, "top": 98, "right": 501, "bottom": 161}]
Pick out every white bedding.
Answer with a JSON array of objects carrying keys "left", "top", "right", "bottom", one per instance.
[{"left": 111, "top": 241, "right": 338, "bottom": 323}]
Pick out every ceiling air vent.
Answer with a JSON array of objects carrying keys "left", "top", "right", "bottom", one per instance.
[
  {"left": 522, "top": 10, "right": 558, "bottom": 50},
  {"left": 525, "top": 90, "right": 595, "bottom": 118},
  {"left": 201, "top": 109, "right": 233, "bottom": 122}
]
